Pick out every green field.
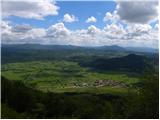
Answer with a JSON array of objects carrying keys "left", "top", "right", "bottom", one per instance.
[
  {"left": 2, "top": 61, "right": 139, "bottom": 94},
  {"left": 1, "top": 44, "right": 158, "bottom": 119}
]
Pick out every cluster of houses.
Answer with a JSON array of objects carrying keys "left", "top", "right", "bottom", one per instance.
[{"left": 71, "top": 79, "right": 127, "bottom": 88}]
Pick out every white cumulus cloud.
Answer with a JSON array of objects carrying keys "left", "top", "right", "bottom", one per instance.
[
  {"left": 86, "top": 16, "right": 97, "bottom": 23},
  {"left": 63, "top": 13, "right": 78, "bottom": 23},
  {"left": 87, "top": 25, "right": 100, "bottom": 35},
  {"left": 46, "top": 22, "right": 70, "bottom": 38},
  {"left": 103, "top": 11, "right": 119, "bottom": 23},
  {"left": 1, "top": 21, "right": 46, "bottom": 44},
  {"left": 1, "top": 20, "right": 159, "bottom": 48},
  {"left": 103, "top": 12, "right": 112, "bottom": 21},
  {"left": 2, "top": 0, "right": 59, "bottom": 20}
]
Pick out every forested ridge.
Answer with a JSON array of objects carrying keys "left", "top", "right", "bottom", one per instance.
[
  {"left": 1, "top": 70, "right": 159, "bottom": 119},
  {"left": 1, "top": 44, "right": 159, "bottom": 118}
]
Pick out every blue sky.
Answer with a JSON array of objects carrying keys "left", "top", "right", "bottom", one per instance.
[
  {"left": 2, "top": 0, "right": 159, "bottom": 48},
  {"left": 6, "top": 1, "right": 117, "bottom": 29},
  {"left": 3, "top": 1, "right": 158, "bottom": 29}
]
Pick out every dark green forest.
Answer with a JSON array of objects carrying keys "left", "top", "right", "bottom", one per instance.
[
  {"left": 1, "top": 44, "right": 159, "bottom": 119},
  {"left": 1, "top": 70, "right": 159, "bottom": 119}
]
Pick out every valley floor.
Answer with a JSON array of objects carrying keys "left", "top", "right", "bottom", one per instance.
[{"left": 2, "top": 61, "right": 139, "bottom": 94}]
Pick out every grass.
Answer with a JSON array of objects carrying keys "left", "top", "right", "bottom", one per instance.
[{"left": 2, "top": 61, "right": 140, "bottom": 94}]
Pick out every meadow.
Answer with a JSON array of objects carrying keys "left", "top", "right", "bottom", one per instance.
[
  {"left": 2, "top": 60, "right": 139, "bottom": 94},
  {"left": 1, "top": 44, "right": 159, "bottom": 119}
]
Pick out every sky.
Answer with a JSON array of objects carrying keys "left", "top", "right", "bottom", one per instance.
[{"left": 1, "top": 0, "right": 159, "bottom": 48}]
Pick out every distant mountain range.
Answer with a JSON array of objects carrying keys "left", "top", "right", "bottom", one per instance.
[
  {"left": 2, "top": 44, "right": 159, "bottom": 53},
  {"left": 2, "top": 44, "right": 158, "bottom": 73},
  {"left": 125, "top": 47, "right": 158, "bottom": 53}
]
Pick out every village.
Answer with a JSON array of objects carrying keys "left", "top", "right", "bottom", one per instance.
[{"left": 71, "top": 79, "right": 128, "bottom": 88}]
